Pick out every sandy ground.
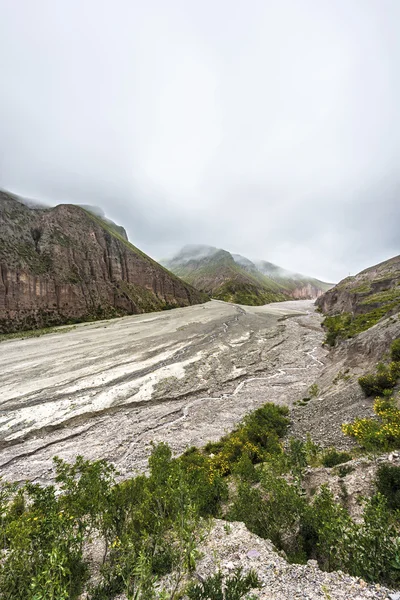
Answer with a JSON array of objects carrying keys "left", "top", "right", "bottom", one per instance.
[{"left": 0, "top": 299, "right": 326, "bottom": 483}]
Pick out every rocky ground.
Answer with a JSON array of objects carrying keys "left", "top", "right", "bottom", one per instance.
[
  {"left": 194, "top": 520, "right": 394, "bottom": 600},
  {"left": 0, "top": 299, "right": 326, "bottom": 482},
  {"left": 109, "top": 520, "right": 395, "bottom": 600}
]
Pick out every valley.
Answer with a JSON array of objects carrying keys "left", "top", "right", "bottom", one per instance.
[{"left": 0, "top": 299, "right": 326, "bottom": 483}]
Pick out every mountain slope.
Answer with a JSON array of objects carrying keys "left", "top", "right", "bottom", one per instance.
[
  {"left": 163, "top": 245, "right": 331, "bottom": 305},
  {"left": 315, "top": 254, "right": 400, "bottom": 344},
  {"left": 163, "top": 245, "right": 288, "bottom": 305},
  {"left": 0, "top": 191, "right": 207, "bottom": 333},
  {"left": 255, "top": 260, "right": 333, "bottom": 299}
]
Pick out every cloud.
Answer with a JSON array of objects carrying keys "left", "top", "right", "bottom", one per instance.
[{"left": 0, "top": 0, "right": 399, "bottom": 282}]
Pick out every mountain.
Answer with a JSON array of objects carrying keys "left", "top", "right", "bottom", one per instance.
[
  {"left": 0, "top": 191, "right": 207, "bottom": 333},
  {"left": 240, "top": 256, "right": 332, "bottom": 299},
  {"left": 162, "top": 245, "right": 287, "bottom": 305},
  {"left": 315, "top": 254, "right": 400, "bottom": 345},
  {"left": 162, "top": 245, "right": 332, "bottom": 305}
]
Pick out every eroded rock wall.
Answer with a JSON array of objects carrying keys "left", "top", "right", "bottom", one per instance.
[{"left": 0, "top": 192, "right": 206, "bottom": 332}]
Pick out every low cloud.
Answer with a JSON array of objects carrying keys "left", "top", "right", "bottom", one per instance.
[{"left": 1, "top": 0, "right": 399, "bottom": 282}]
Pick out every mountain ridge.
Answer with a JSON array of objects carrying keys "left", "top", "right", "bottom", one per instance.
[{"left": 162, "top": 244, "right": 332, "bottom": 305}]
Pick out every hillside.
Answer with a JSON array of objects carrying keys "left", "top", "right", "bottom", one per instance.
[
  {"left": 0, "top": 191, "right": 207, "bottom": 333},
  {"left": 255, "top": 259, "right": 333, "bottom": 298},
  {"left": 315, "top": 254, "right": 400, "bottom": 345},
  {"left": 163, "top": 245, "right": 331, "bottom": 305},
  {"left": 163, "top": 245, "right": 288, "bottom": 305}
]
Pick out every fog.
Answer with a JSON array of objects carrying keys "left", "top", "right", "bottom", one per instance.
[{"left": 1, "top": 0, "right": 399, "bottom": 282}]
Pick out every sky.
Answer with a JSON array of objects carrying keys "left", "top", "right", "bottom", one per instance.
[{"left": 0, "top": 0, "right": 399, "bottom": 282}]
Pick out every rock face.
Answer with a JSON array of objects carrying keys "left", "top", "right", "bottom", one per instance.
[
  {"left": 315, "top": 254, "right": 400, "bottom": 317},
  {"left": 0, "top": 191, "right": 207, "bottom": 333}
]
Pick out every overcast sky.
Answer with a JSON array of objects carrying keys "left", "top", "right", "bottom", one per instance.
[{"left": 1, "top": 0, "right": 399, "bottom": 282}]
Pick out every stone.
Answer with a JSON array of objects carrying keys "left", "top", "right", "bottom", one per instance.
[{"left": 247, "top": 549, "right": 261, "bottom": 558}]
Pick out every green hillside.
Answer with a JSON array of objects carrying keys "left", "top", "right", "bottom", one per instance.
[{"left": 163, "top": 245, "right": 332, "bottom": 306}]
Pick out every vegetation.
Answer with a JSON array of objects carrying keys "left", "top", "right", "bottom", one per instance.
[
  {"left": 228, "top": 473, "right": 400, "bottom": 584},
  {"left": 391, "top": 338, "right": 400, "bottom": 362},
  {"left": 0, "top": 325, "right": 76, "bottom": 343},
  {"left": 1, "top": 399, "right": 400, "bottom": 597},
  {"left": 376, "top": 464, "right": 400, "bottom": 511},
  {"left": 342, "top": 397, "right": 400, "bottom": 452},
  {"left": 212, "top": 281, "right": 286, "bottom": 305},
  {"left": 322, "top": 306, "right": 399, "bottom": 346},
  {"left": 358, "top": 361, "right": 400, "bottom": 397},
  {"left": 321, "top": 449, "right": 352, "bottom": 468},
  {"left": 357, "top": 339, "right": 400, "bottom": 397},
  {"left": 187, "top": 568, "right": 260, "bottom": 600}
]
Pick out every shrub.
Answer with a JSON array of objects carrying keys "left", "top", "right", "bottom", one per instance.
[
  {"left": 187, "top": 567, "right": 260, "bottom": 600},
  {"left": 228, "top": 471, "right": 309, "bottom": 561},
  {"left": 358, "top": 361, "right": 400, "bottom": 397},
  {"left": 309, "top": 384, "right": 319, "bottom": 398},
  {"left": 342, "top": 397, "right": 400, "bottom": 451},
  {"left": 376, "top": 464, "right": 400, "bottom": 510},
  {"left": 321, "top": 449, "right": 352, "bottom": 468},
  {"left": 391, "top": 338, "right": 400, "bottom": 362},
  {"left": 204, "top": 403, "right": 289, "bottom": 475},
  {"left": 335, "top": 464, "right": 354, "bottom": 478}
]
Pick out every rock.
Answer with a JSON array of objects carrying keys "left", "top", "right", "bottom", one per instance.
[
  {"left": 247, "top": 549, "right": 261, "bottom": 558},
  {"left": 0, "top": 191, "right": 207, "bottom": 333}
]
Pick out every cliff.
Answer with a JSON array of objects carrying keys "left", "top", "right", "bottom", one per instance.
[
  {"left": 315, "top": 254, "right": 400, "bottom": 345},
  {"left": 316, "top": 255, "right": 400, "bottom": 316},
  {"left": 0, "top": 191, "right": 207, "bottom": 333}
]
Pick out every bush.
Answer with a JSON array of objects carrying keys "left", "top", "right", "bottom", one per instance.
[
  {"left": 342, "top": 397, "right": 400, "bottom": 451},
  {"left": 321, "top": 449, "right": 352, "bottom": 468},
  {"left": 391, "top": 338, "right": 400, "bottom": 362},
  {"left": 187, "top": 567, "right": 260, "bottom": 600},
  {"left": 358, "top": 362, "right": 400, "bottom": 397},
  {"left": 228, "top": 471, "right": 309, "bottom": 562},
  {"left": 376, "top": 464, "right": 400, "bottom": 510},
  {"left": 204, "top": 403, "right": 290, "bottom": 475}
]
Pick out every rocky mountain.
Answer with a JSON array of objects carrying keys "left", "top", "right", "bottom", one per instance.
[
  {"left": 315, "top": 254, "right": 400, "bottom": 345},
  {"left": 0, "top": 191, "right": 207, "bottom": 333},
  {"left": 163, "top": 244, "right": 332, "bottom": 305},
  {"left": 162, "top": 245, "right": 288, "bottom": 305}
]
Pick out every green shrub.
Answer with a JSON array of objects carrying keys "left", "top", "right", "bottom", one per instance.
[
  {"left": 322, "top": 307, "right": 399, "bottom": 345},
  {"left": 204, "top": 403, "right": 289, "bottom": 476},
  {"left": 376, "top": 464, "right": 400, "bottom": 510},
  {"left": 358, "top": 362, "right": 400, "bottom": 397},
  {"left": 391, "top": 339, "right": 400, "bottom": 362},
  {"left": 343, "top": 397, "right": 400, "bottom": 451},
  {"left": 187, "top": 567, "right": 260, "bottom": 600},
  {"left": 309, "top": 384, "right": 319, "bottom": 398},
  {"left": 228, "top": 472, "right": 309, "bottom": 562},
  {"left": 321, "top": 449, "right": 352, "bottom": 468},
  {"left": 335, "top": 464, "right": 355, "bottom": 478}
]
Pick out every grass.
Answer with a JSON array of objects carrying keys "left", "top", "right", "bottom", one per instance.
[
  {"left": 0, "top": 325, "right": 76, "bottom": 343},
  {"left": 213, "top": 280, "right": 287, "bottom": 305},
  {"left": 360, "top": 286, "right": 400, "bottom": 306},
  {"left": 322, "top": 304, "right": 400, "bottom": 346}
]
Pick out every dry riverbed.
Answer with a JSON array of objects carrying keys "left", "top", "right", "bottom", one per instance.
[{"left": 0, "top": 299, "right": 326, "bottom": 483}]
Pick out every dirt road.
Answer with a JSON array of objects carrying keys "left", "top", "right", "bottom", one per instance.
[{"left": 0, "top": 299, "right": 326, "bottom": 482}]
